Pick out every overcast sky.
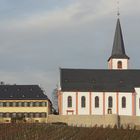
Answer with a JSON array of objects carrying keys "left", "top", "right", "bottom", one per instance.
[{"left": 0, "top": 0, "right": 140, "bottom": 99}]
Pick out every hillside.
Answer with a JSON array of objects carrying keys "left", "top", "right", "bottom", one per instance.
[{"left": 0, "top": 123, "right": 140, "bottom": 140}]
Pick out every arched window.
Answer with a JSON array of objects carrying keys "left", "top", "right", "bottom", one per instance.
[
  {"left": 122, "top": 96, "right": 126, "bottom": 108},
  {"left": 117, "top": 61, "right": 122, "bottom": 69},
  {"left": 81, "top": 96, "right": 86, "bottom": 108},
  {"left": 67, "top": 96, "right": 72, "bottom": 107},
  {"left": 108, "top": 96, "right": 113, "bottom": 108},
  {"left": 95, "top": 96, "right": 99, "bottom": 108}
]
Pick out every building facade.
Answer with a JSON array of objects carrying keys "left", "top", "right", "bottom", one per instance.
[
  {"left": 0, "top": 85, "right": 52, "bottom": 123},
  {"left": 58, "top": 18, "right": 140, "bottom": 116}
]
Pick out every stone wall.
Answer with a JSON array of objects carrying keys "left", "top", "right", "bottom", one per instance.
[
  {"left": 48, "top": 115, "right": 140, "bottom": 129},
  {"left": 119, "top": 116, "right": 140, "bottom": 129},
  {"left": 48, "top": 115, "right": 118, "bottom": 127}
]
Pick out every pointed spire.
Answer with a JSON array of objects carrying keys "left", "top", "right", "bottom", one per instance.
[{"left": 108, "top": 18, "right": 129, "bottom": 61}]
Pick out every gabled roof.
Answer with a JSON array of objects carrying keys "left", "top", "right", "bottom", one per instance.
[
  {"left": 0, "top": 85, "right": 49, "bottom": 100},
  {"left": 60, "top": 68, "right": 140, "bottom": 92},
  {"left": 108, "top": 18, "right": 129, "bottom": 61}
]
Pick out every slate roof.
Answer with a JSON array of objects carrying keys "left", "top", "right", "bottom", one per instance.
[
  {"left": 108, "top": 18, "right": 129, "bottom": 61},
  {"left": 0, "top": 85, "right": 49, "bottom": 100},
  {"left": 60, "top": 68, "right": 140, "bottom": 92}
]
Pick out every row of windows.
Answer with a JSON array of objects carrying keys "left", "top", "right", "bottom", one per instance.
[
  {"left": 0, "top": 112, "right": 47, "bottom": 118},
  {"left": 0, "top": 102, "right": 47, "bottom": 107},
  {"left": 68, "top": 96, "right": 126, "bottom": 108}
]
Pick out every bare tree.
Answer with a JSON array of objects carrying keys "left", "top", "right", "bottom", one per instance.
[{"left": 51, "top": 88, "right": 58, "bottom": 114}]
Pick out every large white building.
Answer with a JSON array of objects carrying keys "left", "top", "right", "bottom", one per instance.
[{"left": 58, "top": 18, "right": 140, "bottom": 116}]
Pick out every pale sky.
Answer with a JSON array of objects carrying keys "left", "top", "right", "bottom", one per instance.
[{"left": 0, "top": 0, "right": 140, "bottom": 100}]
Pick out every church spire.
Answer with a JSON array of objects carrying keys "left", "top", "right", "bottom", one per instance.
[
  {"left": 108, "top": 18, "right": 129, "bottom": 61},
  {"left": 108, "top": 18, "right": 129, "bottom": 70}
]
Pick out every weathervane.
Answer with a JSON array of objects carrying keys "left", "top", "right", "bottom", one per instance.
[{"left": 117, "top": 0, "right": 120, "bottom": 17}]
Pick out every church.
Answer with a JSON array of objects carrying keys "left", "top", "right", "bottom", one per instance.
[{"left": 58, "top": 18, "right": 140, "bottom": 117}]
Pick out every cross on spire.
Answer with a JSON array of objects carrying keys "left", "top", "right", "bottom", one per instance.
[{"left": 117, "top": 0, "right": 120, "bottom": 17}]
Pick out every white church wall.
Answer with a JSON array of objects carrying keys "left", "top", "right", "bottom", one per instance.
[
  {"left": 78, "top": 92, "right": 90, "bottom": 115},
  {"left": 62, "top": 92, "right": 76, "bottom": 115},
  {"left": 92, "top": 92, "right": 103, "bottom": 115},
  {"left": 111, "top": 59, "right": 128, "bottom": 69},
  {"left": 135, "top": 88, "right": 140, "bottom": 116},
  {"left": 61, "top": 91, "right": 133, "bottom": 116},
  {"left": 118, "top": 92, "right": 132, "bottom": 116},
  {"left": 105, "top": 92, "right": 117, "bottom": 115}
]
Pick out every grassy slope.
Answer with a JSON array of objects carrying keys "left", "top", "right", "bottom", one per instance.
[{"left": 0, "top": 124, "right": 140, "bottom": 140}]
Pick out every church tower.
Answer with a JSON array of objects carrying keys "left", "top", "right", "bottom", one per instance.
[{"left": 108, "top": 18, "right": 129, "bottom": 70}]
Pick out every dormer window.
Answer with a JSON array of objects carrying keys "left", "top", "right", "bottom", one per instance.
[
  {"left": 119, "top": 80, "right": 123, "bottom": 84},
  {"left": 117, "top": 61, "right": 122, "bottom": 69},
  {"left": 10, "top": 95, "right": 13, "bottom": 98},
  {"left": 65, "top": 79, "right": 68, "bottom": 82},
  {"left": 4, "top": 89, "right": 7, "bottom": 92},
  {"left": 93, "top": 79, "right": 96, "bottom": 83}
]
